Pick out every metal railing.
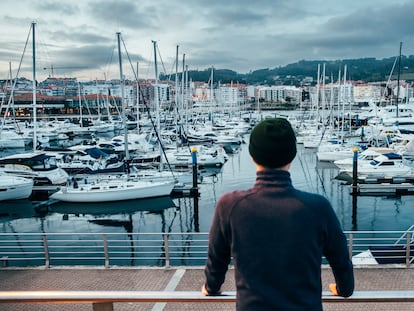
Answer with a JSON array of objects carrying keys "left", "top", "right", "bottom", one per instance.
[
  {"left": 0, "top": 230, "right": 413, "bottom": 268},
  {"left": 0, "top": 232, "right": 209, "bottom": 268}
]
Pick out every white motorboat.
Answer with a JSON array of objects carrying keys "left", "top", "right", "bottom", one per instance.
[
  {"left": 0, "top": 152, "right": 68, "bottom": 186},
  {"left": 45, "top": 147, "right": 125, "bottom": 175},
  {"left": 316, "top": 139, "right": 355, "bottom": 162},
  {"left": 50, "top": 178, "right": 175, "bottom": 203},
  {"left": 0, "top": 130, "right": 25, "bottom": 148},
  {"left": 333, "top": 147, "right": 394, "bottom": 171},
  {"left": 164, "top": 145, "right": 227, "bottom": 168},
  {"left": 337, "top": 152, "right": 414, "bottom": 178},
  {"left": 0, "top": 174, "right": 34, "bottom": 201}
]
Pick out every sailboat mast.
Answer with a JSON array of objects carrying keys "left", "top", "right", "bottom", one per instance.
[
  {"left": 185, "top": 64, "right": 188, "bottom": 125},
  {"left": 181, "top": 53, "right": 186, "bottom": 130},
  {"left": 210, "top": 66, "right": 214, "bottom": 119},
  {"left": 152, "top": 40, "right": 162, "bottom": 170},
  {"left": 175, "top": 45, "right": 179, "bottom": 144},
  {"left": 117, "top": 32, "right": 129, "bottom": 160},
  {"left": 396, "top": 41, "right": 402, "bottom": 118},
  {"left": 136, "top": 61, "right": 140, "bottom": 133},
  {"left": 78, "top": 82, "right": 83, "bottom": 128},
  {"left": 32, "top": 22, "right": 37, "bottom": 152}
]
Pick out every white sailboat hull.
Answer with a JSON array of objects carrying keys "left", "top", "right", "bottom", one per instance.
[
  {"left": 0, "top": 175, "right": 33, "bottom": 201},
  {"left": 50, "top": 179, "right": 175, "bottom": 203}
]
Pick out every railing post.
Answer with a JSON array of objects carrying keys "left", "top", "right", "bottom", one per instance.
[
  {"left": 93, "top": 302, "right": 114, "bottom": 311},
  {"left": 0, "top": 256, "right": 8, "bottom": 267},
  {"left": 164, "top": 234, "right": 170, "bottom": 268},
  {"left": 348, "top": 232, "right": 353, "bottom": 260},
  {"left": 42, "top": 234, "right": 50, "bottom": 268},
  {"left": 406, "top": 231, "right": 412, "bottom": 267},
  {"left": 103, "top": 234, "right": 109, "bottom": 268}
]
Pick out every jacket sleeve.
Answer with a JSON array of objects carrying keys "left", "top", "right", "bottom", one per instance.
[
  {"left": 323, "top": 201, "right": 355, "bottom": 297},
  {"left": 204, "top": 195, "right": 232, "bottom": 294}
]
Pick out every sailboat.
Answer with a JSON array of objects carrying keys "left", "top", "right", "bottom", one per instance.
[
  {"left": 50, "top": 33, "right": 176, "bottom": 203},
  {"left": 49, "top": 177, "right": 175, "bottom": 203},
  {"left": 0, "top": 23, "right": 69, "bottom": 197}
]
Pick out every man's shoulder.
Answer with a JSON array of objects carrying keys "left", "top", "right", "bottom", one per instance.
[
  {"left": 222, "top": 188, "right": 254, "bottom": 198},
  {"left": 217, "top": 189, "right": 254, "bottom": 206},
  {"left": 293, "top": 188, "right": 331, "bottom": 205}
]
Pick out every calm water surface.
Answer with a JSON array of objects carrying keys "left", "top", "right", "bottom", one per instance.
[{"left": 1, "top": 137, "right": 414, "bottom": 235}]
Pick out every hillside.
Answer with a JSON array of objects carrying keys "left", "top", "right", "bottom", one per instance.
[{"left": 161, "top": 55, "right": 414, "bottom": 86}]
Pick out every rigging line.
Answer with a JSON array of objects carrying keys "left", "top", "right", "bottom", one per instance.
[
  {"left": 103, "top": 42, "right": 116, "bottom": 81},
  {"left": 166, "top": 58, "right": 178, "bottom": 81},
  {"left": 156, "top": 43, "right": 168, "bottom": 78},
  {"left": 137, "top": 87, "right": 178, "bottom": 178},
  {"left": 117, "top": 36, "right": 176, "bottom": 175},
  {"left": 0, "top": 66, "right": 12, "bottom": 122},
  {"left": 34, "top": 26, "right": 53, "bottom": 73},
  {"left": 120, "top": 38, "right": 190, "bottom": 172},
  {"left": 318, "top": 126, "right": 328, "bottom": 147},
  {"left": 314, "top": 164, "right": 328, "bottom": 197},
  {"left": 378, "top": 55, "right": 398, "bottom": 106},
  {"left": 1, "top": 24, "right": 32, "bottom": 132},
  {"left": 296, "top": 151, "right": 314, "bottom": 192},
  {"left": 121, "top": 37, "right": 138, "bottom": 81}
]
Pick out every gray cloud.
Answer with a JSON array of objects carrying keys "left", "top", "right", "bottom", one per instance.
[
  {"left": 86, "top": 0, "right": 158, "bottom": 30},
  {"left": 0, "top": 0, "right": 413, "bottom": 80},
  {"left": 33, "top": 1, "right": 78, "bottom": 15}
]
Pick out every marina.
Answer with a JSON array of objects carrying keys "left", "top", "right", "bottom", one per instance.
[
  {"left": 1, "top": 5, "right": 414, "bottom": 310},
  {"left": 1, "top": 125, "right": 414, "bottom": 267}
]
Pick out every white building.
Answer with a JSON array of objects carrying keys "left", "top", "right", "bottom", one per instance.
[
  {"left": 257, "top": 85, "right": 302, "bottom": 103},
  {"left": 353, "top": 82, "right": 383, "bottom": 104}
]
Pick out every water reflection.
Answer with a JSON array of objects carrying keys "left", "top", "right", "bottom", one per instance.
[
  {"left": 1, "top": 139, "right": 414, "bottom": 234},
  {"left": 0, "top": 199, "right": 37, "bottom": 221},
  {"left": 49, "top": 195, "right": 177, "bottom": 217}
]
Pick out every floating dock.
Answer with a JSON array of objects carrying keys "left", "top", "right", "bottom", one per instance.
[
  {"left": 349, "top": 183, "right": 414, "bottom": 195},
  {"left": 336, "top": 172, "right": 414, "bottom": 184},
  {"left": 336, "top": 172, "right": 414, "bottom": 196}
]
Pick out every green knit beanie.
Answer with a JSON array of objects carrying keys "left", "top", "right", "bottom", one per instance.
[{"left": 248, "top": 118, "right": 297, "bottom": 168}]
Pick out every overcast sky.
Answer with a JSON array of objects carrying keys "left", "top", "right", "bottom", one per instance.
[{"left": 1, "top": 0, "right": 413, "bottom": 82}]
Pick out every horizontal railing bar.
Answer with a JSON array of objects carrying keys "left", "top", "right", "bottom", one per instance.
[
  {"left": 106, "top": 247, "right": 165, "bottom": 250},
  {"left": 0, "top": 251, "right": 44, "bottom": 254},
  {"left": 48, "top": 251, "right": 103, "bottom": 254},
  {"left": 1, "top": 290, "right": 414, "bottom": 304},
  {"left": 47, "top": 258, "right": 104, "bottom": 260}
]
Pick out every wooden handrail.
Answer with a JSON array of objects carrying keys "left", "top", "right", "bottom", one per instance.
[{"left": 1, "top": 290, "right": 414, "bottom": 307}]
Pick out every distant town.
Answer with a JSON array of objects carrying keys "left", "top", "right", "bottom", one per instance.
[{"left": 1, "top": 65, "right": 413, "bottom": 120}]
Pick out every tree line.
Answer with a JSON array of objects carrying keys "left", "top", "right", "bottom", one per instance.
[{"left": 160, "top": 55, "right": 414, "bottom": 86}]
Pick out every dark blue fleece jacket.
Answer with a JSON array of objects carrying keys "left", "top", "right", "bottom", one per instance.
[{"left": 204, "top": 169, "right": 354, "bottom": 310}]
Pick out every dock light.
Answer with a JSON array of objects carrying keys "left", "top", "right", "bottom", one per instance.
[{"left": 352, "top": 147, "right": 359, "bottom": 195}]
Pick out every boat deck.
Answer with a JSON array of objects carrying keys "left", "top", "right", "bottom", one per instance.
[{"left": 0, "top": 266, "right": 413, "bottom": 310}]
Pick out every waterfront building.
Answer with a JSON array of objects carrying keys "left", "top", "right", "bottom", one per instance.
[{"left": 353, "top": 82, "right": 384, "bottom": 105}]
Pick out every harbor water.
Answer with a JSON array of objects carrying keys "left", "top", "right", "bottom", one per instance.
[{"left": 1, "top": 137, "right": 414, "bottom": 236}]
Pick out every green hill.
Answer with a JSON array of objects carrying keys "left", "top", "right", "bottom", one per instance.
[{"left": 161, "top": 55, "right": 414, "bottom": 86}]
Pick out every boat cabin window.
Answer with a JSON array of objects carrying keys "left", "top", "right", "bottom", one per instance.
[{"left": 378, "top": 161, "right": 394, "bottom": 166}]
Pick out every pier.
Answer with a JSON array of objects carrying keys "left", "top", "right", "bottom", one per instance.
[{"left": 1, "top": 267, "right": 414, "bottom": 310}]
